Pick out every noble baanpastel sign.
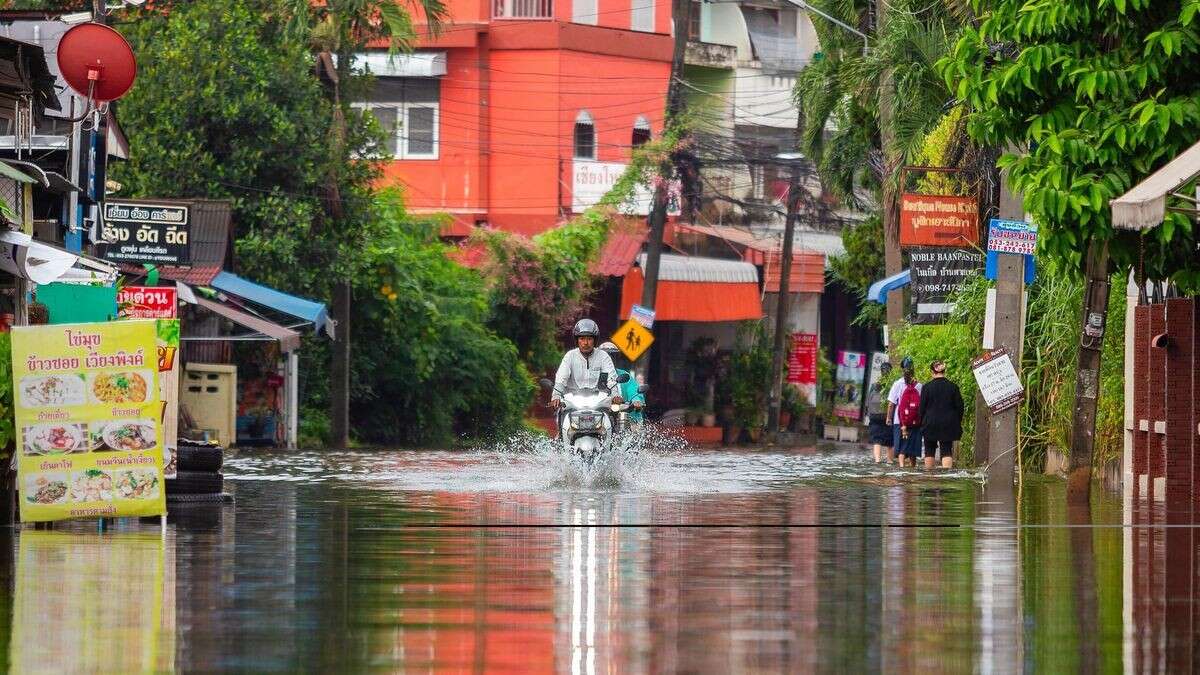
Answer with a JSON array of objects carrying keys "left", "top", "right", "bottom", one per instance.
[
  {"left": 899, "top": 194, "right": 979, "bottom": 247},
  {"left": 98, "top": 200, "right": 191, "bottom": 266},
  {"left": 11, "top": 321, "right": 167, "bottom": 522},
  {"left": 908, "top": 247, "right": 984, "bottom": 324}
]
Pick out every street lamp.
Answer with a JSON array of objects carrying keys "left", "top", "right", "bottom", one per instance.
[{"left": 786, "top": 0, "right": 870, "bottom": 56}]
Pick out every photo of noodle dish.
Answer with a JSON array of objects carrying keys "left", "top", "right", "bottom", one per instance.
[
  {"left": 115, "top": 470, "right": 159, "bottom": 500},
  {"left": 89, "top": 371, "right": 150, "bottom": 404},
  {"left": 97, "top": 420, "right": 157, "bottom": 452},
  {"left": 24, "top": 473, "right": 68, "bottom": 505},
  {"left": 19, "top": 374, "right": 85, "bottom": 408},
  {"left": 22, "top": 423, "right": 86, "bottom": 455},
  {"left": 69, "top": 469, "right": 114, "bottom": 503}
]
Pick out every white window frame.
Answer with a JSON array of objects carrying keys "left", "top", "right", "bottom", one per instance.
[
  {"left": 574, "top": 110, "right": 596, "bottom": 160},
  {"left": 352, "top": 101, "right": 440, "bottom": 160},
  {"left": 631, "top": 0, "right": 654, "bottom": 32}
]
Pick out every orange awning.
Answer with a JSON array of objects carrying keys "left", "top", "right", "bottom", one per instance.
[
  {"left": 620, "top": 255, "right": 763, "bottom": 322},
  {"left": 761, "top": 250, "right": 825, "bottom": 293}
]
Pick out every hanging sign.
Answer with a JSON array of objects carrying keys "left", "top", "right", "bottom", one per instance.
[
  {"left": 612, "top": 319, "right": 654, "bottom": 362},
  {"left": 117, "top": 286, "right": 178, "bottom": 319},
  {"left": 908, "top": 247, "right": 984, "bottom": 324},
  {"left": 97, "top": 201, "right": 191, "bottom": 266},
  {"left": 987, "top": 218, "right": 1038, "bottom": 256},
  {"left": 971, "top": 347, "right": 1024, "bottom": 414},
  {"left": 899, "top": 194, "right": 979, "bottom": 247},
  {"left": 833, "top": 350, "right": 867, "bottom": 420},
  {"left": 11, "top": 320, "right": 167, "bottom": 522}
]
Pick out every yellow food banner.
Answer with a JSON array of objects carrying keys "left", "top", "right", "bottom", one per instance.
[{"left": 11, "top": 320, "right": 167, "bottom": 522}]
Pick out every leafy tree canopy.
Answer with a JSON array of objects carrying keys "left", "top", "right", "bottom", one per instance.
[{"left": 942, "top": 0, "right": 1200, "bottom": 284}]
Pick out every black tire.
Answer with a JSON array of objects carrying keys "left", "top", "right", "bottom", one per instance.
[
  {"left": 166, "top": 471, "right": 224, "bottom": 495},
  {"left": 177, "top": 445, "right": 223, "bottom": 472},
  {"left": 167, "top": 492, "right": 234, "bottom": 504}
]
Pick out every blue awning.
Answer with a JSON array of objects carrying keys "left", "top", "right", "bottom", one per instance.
[
  {"left": 210, "top": 271, "right": 331, "bottom": 337},
  {"left": 867, "top": 269, "right": 911, "bottom": 304}
]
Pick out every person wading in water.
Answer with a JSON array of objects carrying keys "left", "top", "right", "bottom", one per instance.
[
  {"left": 917, "top": 359, "right": 963, "bottom": 470},
  {"left": 866, "top": 361, "right": 894, "bottom": 464}
]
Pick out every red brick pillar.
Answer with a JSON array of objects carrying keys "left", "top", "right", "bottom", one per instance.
[
  {"left": 1165, "top": 298, "right": 1194, "bottom": 516},
  {"left": 1134, "top": 304, "right": 1150, "bottom": 496},
  {"left": 1164, "top": 299, "right": 1195, "bottom": 669},
  {"left": 1149, "top": 304, "right": 1167, "bottom": 495}
]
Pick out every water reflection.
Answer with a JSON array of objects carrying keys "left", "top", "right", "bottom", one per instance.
[{"left": 0, "top": 447, "right": 1195, "bottom": 672}]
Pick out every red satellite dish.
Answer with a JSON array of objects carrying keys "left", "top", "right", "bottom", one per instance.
[{"left": 56, "top": 23, "right": 137, "bottom": 103}]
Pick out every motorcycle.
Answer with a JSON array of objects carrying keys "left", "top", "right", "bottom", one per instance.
[{"left": 541, "top": 373, "right": 648, "bottom": 465}]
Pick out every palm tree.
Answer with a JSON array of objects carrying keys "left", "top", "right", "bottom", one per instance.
[{"left": 280, "top": 0, "right": 448, "bottom": 448}]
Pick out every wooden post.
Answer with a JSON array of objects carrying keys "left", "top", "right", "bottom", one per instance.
[
  {"left": 766, "top": 158, "right": 803, "bottom": 435},
  {"left": 1066, "top": 240, "right": 1110, "bottom": 503}
]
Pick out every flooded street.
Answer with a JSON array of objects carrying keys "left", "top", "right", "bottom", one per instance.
[{"left": 0, "top": 440, "right": 1187, "bottom": 672}]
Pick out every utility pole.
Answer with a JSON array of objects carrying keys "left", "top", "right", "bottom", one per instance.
[
  {"left": 984, "top": 176, "right": 1025, "bottom": 484},
  {"left": 876, "top": 0, "right": 903, "bottom": 350},
  {"left": 766, "top": 153, "right": 803, "bottom": 436},
  {"left": 639, "top": 0, "right": 691, "bottom": 314},
  {"left": 1067, "top": 240, "right": 1110, "bottom": 503}
]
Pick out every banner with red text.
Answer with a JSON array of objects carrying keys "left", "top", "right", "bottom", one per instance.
[
  {"left": 11, "top": 320, "right": 166, "bottom": 522},
  {"left": 118, "top": 286, "right": 177, "bottom": 319}
]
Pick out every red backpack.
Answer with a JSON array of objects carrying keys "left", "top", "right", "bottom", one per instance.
[{"left": 898, "top": 382, "right": 921, "bottom": 427}]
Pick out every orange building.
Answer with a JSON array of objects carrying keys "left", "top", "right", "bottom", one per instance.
[{"left": 358, "top": 0, "right": 674, "bottom": 236}]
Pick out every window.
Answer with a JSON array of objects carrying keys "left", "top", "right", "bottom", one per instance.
[
  {"left": 574, "top": 111, "right": 595, "bottom": 159},
  {"left": 631, "top": 0, "right": 654, "bottom": 32},
  {"left": 688, "top": 0, "right": 702, "bottom": 40},
  {"left": 573, "top": 0, "right": 597, "bottom": 25},
  {"left": 357, "top": 77, "right": 441, "bottom": 159},
  {"left": 632, "top": 116, "right": 651, "bottom": 148}
]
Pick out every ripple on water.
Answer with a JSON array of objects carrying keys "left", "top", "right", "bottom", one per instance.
[{"left": 223, "top": 426, "right": 985, "bottom": 495}]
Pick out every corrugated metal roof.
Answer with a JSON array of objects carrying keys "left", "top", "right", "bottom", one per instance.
[
  {"left": 761, "top": 250, "right": 826, "bottom": 294},
  {"left": 636, "top": 253, "right": 759, "bottom": 284},
  {"left": 593, "top": 231, "right": 646, "bottom": 276},
  {"left": 125, "top": 199, "right": 231, "bottom": 284}
]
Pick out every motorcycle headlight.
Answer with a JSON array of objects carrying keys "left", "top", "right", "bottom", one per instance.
[{"left": 570, "top": 411, "right": 602, "bottom": 430}]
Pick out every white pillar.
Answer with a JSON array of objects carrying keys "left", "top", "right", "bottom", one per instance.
[
  {"left": 1122, "top": 271, "right": 1136, "bottom": 501},
  {"left": 287, "top": 350, "right": 299, "bottom": 449}
]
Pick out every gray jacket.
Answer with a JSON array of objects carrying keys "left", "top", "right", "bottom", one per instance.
[{"left": 552, "top": 348, "right": 618, "bottom": 401}]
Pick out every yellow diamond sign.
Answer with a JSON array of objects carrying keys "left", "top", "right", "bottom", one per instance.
[{"left": 612, "top": 318, "right": 654, "bottom": 362}]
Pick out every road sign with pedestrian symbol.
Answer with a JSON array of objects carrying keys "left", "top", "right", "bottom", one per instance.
[{"left": 613, "top": 318, "right": 654, "bottom": 362}]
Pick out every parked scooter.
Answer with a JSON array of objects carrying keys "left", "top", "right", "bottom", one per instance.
[{"left": 541, "top": 374, "right": 648, "bottom": 464}]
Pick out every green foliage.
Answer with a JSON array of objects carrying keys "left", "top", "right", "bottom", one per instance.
[
  {"left": 349, "top": 190, "right": 534, "bottom": 446},
  {"left": 829, "top": 214, "right": 887, "bottom": 326},
  {"left": 0, "top": 333, "right": 13, "bottom": 456},
  {"left": 727, "top": 322, "right": 774, "bottom": 428},
  {"left": 941, "top": 1, "right": 1200, "bottom": 285}
]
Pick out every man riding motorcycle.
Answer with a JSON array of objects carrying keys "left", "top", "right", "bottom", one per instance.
[
  {"left": 598, "top": 341, "right": 645, "bottom": 423},
  {"left": 550, "top": 319, "right": 622, "bottom": 428}
]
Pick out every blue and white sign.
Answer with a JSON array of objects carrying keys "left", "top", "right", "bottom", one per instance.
[
  {"left": 987, "top": 218, "right": 1038, "bottom": 256},
  {"left": 630, "top": 304, "right": 655, "bottom": 329}
]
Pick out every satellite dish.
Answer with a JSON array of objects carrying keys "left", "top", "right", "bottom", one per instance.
[{"left": 56, "top": 23, "right": 137, "bottom": 104}]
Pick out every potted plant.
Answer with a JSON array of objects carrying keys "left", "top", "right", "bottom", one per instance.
[{"left": 728, "top": 323, "right": 772, "bottom": 444}]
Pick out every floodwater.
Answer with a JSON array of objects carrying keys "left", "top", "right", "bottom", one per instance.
[{"left": 0, "top": 430, "right": 1193, "bottom": 673}]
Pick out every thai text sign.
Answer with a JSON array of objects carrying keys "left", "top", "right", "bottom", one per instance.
[
  {"left": 571, "top": 160, "right": 680, "bottom": 216},
  {"left": 908, "top": 247, "right": 984, "bottom": 324},
  {"left": 11, "top": 320, "right": 166, "bottom": 522},
  {"left": 899, "top": 194, "right": 979, "bottom": 247},
  {"left": 99, "top": 201, "right": 191, "bottom": 266},
  {"left": 987, "top": 218, "right": 1038, "bottom": 256},
  {"left": 971, "top": 347, "right": 1024, "bottom": 414},
  {"left": 833, "top": 350, "right": 866, "bottom": 420},
  {"left": 118, "top": 286, "right": 178, "bottom": 319},
  {"left": 787, "top": 333, "right": 817, "bottom": 385}
]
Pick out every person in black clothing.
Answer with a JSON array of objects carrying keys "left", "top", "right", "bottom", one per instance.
[{"left": 918, "top": 359, "right": 964, "bottom": 469}]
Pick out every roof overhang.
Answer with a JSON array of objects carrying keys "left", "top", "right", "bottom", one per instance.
[
  {"left": 192, "top": 297, "right": 301, "bottom": 353},
  {"left": 867, "top": 269, "right": 911, "bottom": 304},
  {"left": 0, "top": 230, "right": 117, "bottom": 285},
  {"left": 1111, "top": 140, "right": 1200, "bottom": 231}
]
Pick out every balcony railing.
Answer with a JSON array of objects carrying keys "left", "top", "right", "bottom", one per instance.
[{"left": 492, "top": 0, "right": 553, "bottom": 18}]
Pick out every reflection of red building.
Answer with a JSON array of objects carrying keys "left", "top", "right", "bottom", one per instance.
[{"left": 364, "top": 0, "right": 672, "bottom": 236}]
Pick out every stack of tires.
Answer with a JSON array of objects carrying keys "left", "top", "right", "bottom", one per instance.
[{"left": 166, "top": 439, "right": 230, "bottom": 505}]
